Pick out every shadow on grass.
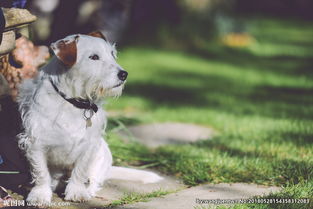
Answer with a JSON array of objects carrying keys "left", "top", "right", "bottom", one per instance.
[
  {"left": 124, "top": 71, "right": 313, "bottom": 120},
  {"left": 195, "top": 138, "right": 276, "bottom": 159},
  {"left": 189, "top": 45, "right": 313, "bottom": 78},
  {"left": 277, "top": 132, "right": 313, "bottom": 146}
]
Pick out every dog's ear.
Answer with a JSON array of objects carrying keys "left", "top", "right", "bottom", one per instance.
[
  {"left": 88, "top": 31, "right": 107, "bottom": 41},
  {"left": 50, "top": 35, "right": 79, "bottom": 68}
]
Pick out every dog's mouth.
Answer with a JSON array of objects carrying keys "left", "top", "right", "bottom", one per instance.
[
  {"left": 112, "top": 82, "right": 124, "bottom": 88},
  {"left": 96, "top": 82, "right": 125, "bottom": 98}
]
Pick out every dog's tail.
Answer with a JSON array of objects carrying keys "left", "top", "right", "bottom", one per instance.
[{"left": 107, "top": 166, "right": 163, "bottom": 184}]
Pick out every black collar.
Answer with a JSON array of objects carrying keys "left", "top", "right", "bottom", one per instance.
[{"left": 49, "top": 78, "right": 98, "bottom": 113}]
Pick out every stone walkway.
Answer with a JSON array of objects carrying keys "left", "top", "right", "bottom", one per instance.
[
  {"left": 55, "top": 174, "right": 185, "bottom": 209},
  {"left": 117, "top": 122, "right": 214, "bottom": 148},
  {"left": 7, "top": 174, "right": 280, "bottom": 209},
  {"left": 112, "top": 183, "right": 280, "bottom": 209}
]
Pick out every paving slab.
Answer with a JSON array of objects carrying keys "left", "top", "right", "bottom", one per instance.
[
  {"left": 4, "top": 172, "right": 184, "bottom": 209},
  {"left": 113, "top": 183, "right": 281, "bottom": 209},
  {"left": 117, "top": 123, "right": 214, "bottom": 148}
]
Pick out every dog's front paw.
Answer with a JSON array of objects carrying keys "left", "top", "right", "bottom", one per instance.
[
  {"left": 87, "top": 183, "right": 100, "bottom": 197},
  {"left": 26, "top": 185, "right": 52, "bottom": 205},
  {"left": 64, "top": 182, "right": 91, "bottom": 202}
]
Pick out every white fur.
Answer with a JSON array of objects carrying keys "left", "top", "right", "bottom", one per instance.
[{"left": 17, "top": 34, "right": 162, "bottom": 204}]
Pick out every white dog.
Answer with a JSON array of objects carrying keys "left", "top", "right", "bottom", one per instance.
[{"left": 17, "top": 32, "right": 162, "bottom": 204}]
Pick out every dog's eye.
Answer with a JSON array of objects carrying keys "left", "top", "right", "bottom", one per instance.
[{"left": 89, "top": 54, "right": 99, "bottom": 60}]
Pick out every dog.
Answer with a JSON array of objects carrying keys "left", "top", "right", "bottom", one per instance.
[{"left": 17, "top": 31, "right": 162, "bottom": 204}]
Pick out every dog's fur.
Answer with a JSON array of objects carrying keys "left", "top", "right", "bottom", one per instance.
[{"left": 17, "top": 32, "right": 162, "bottom": 204}]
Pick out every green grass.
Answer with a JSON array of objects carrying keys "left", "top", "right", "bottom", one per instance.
[
  {"left": 105, "top": 189, "right": 173, "bottom": 208},
  {"left": 105, "top": 17, "right": 313, "bottom": 208}
]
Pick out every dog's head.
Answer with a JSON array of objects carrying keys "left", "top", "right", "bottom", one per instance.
[{"left": 50, "top": 31, "right": 127, "bottom": 99}]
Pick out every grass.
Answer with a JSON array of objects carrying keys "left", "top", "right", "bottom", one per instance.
[
  {"left": 104, "top": 17, "right": 313, "bottom": 208},
  {"left": 104, "top": 189, "right": 173, "bottom": 208}
]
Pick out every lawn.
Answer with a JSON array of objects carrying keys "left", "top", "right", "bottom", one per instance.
[{"left": 105, "top": 17, "right": 313, "bottom": 209}]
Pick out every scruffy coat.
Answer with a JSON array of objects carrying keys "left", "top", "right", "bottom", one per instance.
[{"left": 17, "top": 32, "right": 161, "bottom": 204}]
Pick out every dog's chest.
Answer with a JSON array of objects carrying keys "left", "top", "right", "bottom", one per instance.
[
  {"left": 55, "top": 108, "right": 88, "bottom": 137},
  {"left": 34, "top": 95, "right": 105, "bottom": 140},
  {"left": 44, "top": 111, "right": 105, "bottom": 167},
  {"left": 32, "top": 99, "right": 106, "bottom": 166},
  {"left": 47, "top": 139, "right": 86, "bottom": 167}
]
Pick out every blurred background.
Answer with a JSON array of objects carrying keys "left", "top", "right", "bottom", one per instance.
[
  {"left": 26, "top": 0, "right": 313, "bottom": 45},
  {"left": 22, "top": 0, "right": 313, "bottom": 117}
]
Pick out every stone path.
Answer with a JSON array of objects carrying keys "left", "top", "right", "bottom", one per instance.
[
  {"left": 7, "top": 173, "right": 185, "bottom": 209},
  {"left": 7, "top": 179, "right": 280, "bottom": 209},
  {"left": 117, "top": 122, "right": 214, "bottom": 148},
  {"left": 112, "top": 183, "right": 280, "bottom": 209}
]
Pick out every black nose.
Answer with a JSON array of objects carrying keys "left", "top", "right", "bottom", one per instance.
[{"left": 118, "top": 70, "right": 128, "bottom": 81}]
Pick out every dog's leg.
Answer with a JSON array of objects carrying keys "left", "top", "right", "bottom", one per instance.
[
  {"left": 64, "top": 167, "right": 91, "bottom": 202},
  {"left": 64, "top": 141, "right": 111, "bottom": 202},
  {"left": 86, "top": 140, "right": 112, "bottom": 196},
  {"left": 26, "top": 148, "right": 53, "bottom": 204}
]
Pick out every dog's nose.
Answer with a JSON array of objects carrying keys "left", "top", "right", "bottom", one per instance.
[{"left": 118, "top": 70, "right": 128, "bottom": 81}]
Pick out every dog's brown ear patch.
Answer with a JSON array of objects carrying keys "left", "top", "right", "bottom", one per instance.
[
  {"left": 51, "top": 38, "right": 77, "bottom": 68},
  {"left": 88, "top": 31, "right": 107, "bottom": 41}
]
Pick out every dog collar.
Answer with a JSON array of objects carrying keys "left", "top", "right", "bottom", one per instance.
[{"left": 49, "top": 78, "right": 98, "bottom": 113}]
